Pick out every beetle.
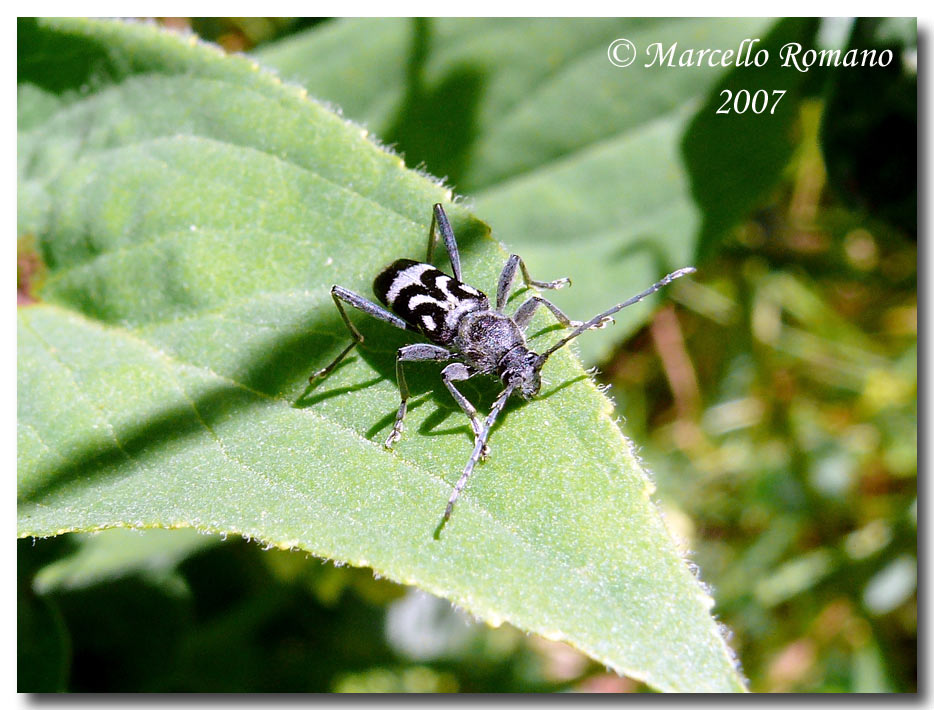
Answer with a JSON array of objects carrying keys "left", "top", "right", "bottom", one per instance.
[{"left": 309, "top": 204, "right": 695, "bottom": 533}]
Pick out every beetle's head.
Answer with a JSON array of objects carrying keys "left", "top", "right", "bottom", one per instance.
[{"left": 499, "top": 347, "right": 546, "bottom": 400}]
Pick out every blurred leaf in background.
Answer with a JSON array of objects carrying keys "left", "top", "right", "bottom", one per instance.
[
  {"left": 681, "top": 17, "right": 821, "bottom": 259},
  {"left": 604, "top": 17, "right": 916, "bottom": 691}
]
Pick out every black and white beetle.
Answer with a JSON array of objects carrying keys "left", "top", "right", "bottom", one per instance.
[{"left": 309, "top": 204, "right": 695, "bottom": 532}]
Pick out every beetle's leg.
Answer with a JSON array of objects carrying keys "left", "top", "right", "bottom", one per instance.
[
  {"left": 496, "top": 254, "right": 570, "bottom": 312},
  {"left": 441, "top": 363, "right": 489, "bottom": 459},
  {"left": 511, "top": 296, "right": 609, "bottom": 332},
  {"left": 309, "top": 285, "right": 416, "bottom": 383},
  {"left": 435, "top": 384, "right": 517, "bottom": 537},
  {"left": 386, "top": 343, "right": 454, "bottom": 449},
  {"left": 425, "top": 203, "right": 462, "bottom": 281}
]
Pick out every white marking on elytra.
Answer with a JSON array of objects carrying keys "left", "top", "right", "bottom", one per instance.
[
  {"left": 438, "top": 274, "right": 480, "bottom": 301},
  {"left": 394, "top": 269, "right": 486, "bottom": 333},
  {"left": 435, "top": 274, "right": 454, "bottom": 298},
  {"left": 408, "top": 293, "right": 446, "bottom": 311},
  {"left": 385, "top": 263, "right": 435, "bottom": 305},
  {"left": 445, "top": 298, "right": 480, "bottom": 329}
]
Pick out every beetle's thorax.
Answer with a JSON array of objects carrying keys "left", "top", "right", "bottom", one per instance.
[
  {"left": 455, "top": 310, "right": 526, "bottom": 373},
  {"left": 455, "top": 311, "right": 544, "bottom": 398}
]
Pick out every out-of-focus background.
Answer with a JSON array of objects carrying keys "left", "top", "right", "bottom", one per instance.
[{"left": 19, "top": 17, "right": 916, "bottom": 692}]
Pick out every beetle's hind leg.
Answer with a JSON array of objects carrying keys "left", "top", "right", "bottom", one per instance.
[
  {"left": 425, "top": 204, "right": 463, "bottom": 281},
  {"left": 310, "top": 286, "right": 415, "bottom": 383}
]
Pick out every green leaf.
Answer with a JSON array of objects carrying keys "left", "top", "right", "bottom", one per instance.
[
  {"left": 257, "top": 17, "right": 774, "bottom": 362},
  {"left": 18, "top": 18, "right": 744, "bottom": 691}
]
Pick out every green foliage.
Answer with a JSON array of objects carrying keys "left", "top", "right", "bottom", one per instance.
[
  {"left": 31, "top": 528, "right": 219, "bottom": 593},
  {"left": 608, "top": 99, "right": 917, "bottom": 690},
  {"left": 18, "top": 18, "right": 744, "bottom": 692}
]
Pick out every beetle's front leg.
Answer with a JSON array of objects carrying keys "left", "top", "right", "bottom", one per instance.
[
  {"left": 386, "top": 344, "right": 454, "bottom": 449},
  {"left": 441, "top": 363, "right": 490, "bottom": 460}
]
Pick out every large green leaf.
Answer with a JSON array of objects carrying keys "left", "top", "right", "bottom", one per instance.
[
  {"left": 257, "top": 17, "right": 773, "bottom": 362},
  {"left": 18, "top": 18, "right": 743, "bottom": 691}
]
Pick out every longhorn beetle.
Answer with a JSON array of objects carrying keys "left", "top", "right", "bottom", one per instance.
[{"left": 309, "top": 204, "right": 695, "bottom": 534}]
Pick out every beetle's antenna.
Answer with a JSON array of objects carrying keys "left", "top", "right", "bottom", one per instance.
[
  {"left": 541, "top": 267, "right": 696, "bottom": 359},
  {"left": 435, "top": 384, "right": 516, "bottom": 538}
]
